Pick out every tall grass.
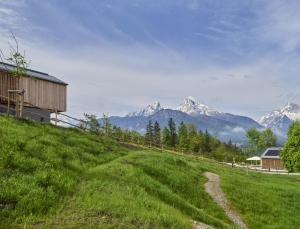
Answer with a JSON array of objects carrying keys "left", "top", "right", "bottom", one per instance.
[
  {"left": 1, "top": 116, "right": 300, "bottom": 228},
  {"left": 0, "top": 117, "right": 233, "bottom": 228},
  {"left": 0, "top": 117, "right": 124, "bottom": 226}
]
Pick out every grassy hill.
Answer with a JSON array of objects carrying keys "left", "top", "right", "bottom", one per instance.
[{"left": 1, "top": 116, "right": 300, "bottom": 228}]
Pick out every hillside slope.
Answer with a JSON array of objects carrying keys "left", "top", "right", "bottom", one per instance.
[
  {"left": 1, "top": 116, "right": 300, "bottom": 228},
  {"left": 0, "top": 116, "right": 232, "bottom": 228}
]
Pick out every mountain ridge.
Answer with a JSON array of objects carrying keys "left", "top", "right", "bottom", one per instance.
[
  {"left": 258, "top": 103, "right": 300, "bottom": 138},
  {"left": 108, "top": 97, "right": 263, "bottom": 143},
  {"left": 108, "top": 98, "right": 299, "bottom": 143}
]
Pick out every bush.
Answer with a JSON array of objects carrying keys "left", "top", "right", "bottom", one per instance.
[{"left": 281, "top": 122, "right": 300, "bottom": 172}]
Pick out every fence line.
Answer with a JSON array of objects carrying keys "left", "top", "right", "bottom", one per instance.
[{"left": 0, "top": 93, "right": 87, "bottom": 130}]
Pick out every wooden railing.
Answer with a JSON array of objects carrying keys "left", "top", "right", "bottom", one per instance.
[{"left": 0, "top": 93, "right": 88, "bottom": 130}]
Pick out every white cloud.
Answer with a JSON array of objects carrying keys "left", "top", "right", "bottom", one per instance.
[
  {"left": 1, "top": 0, "right": 300, "bottom": 121},
  {"left": 232, "top": 127, "right": 246, "bottom": 134},
  {"left": 258, "top": 0, "right": 300, "bottom": 52}
]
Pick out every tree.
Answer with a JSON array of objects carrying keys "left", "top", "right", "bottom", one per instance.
[
  {"left": 187, "top": 124, "right": 199, "bottom": 152},
  {"left": 168, "top": 118, "right": 177, "bottom": 148},
  {"left": 0, "top": 33, "right": 29, "bottom": 89},
  {"left": 227, "top": 139, "right": 232, "bottom": 147},
  {"left": 84, "top": 113, "right": 100, "bottom": 134},
  {"left": 246, "top": 128, "right": 276, "bottom": 151},
  {"left": 153, "top": 121, "right": 161, "bottom": 146},
  {"left": 259, "top": 129, "right": 276, "bottom": 149},
  {"left": 202, "top": 129, "right": 211, "bottom": 154},
  {"left": 246, "top": 128, "right": 261, "bottom": 150},
  {"left": 281, "top": 122, "right": 300, "bottom": 172},
  {"left": 187, "top": 124, "right": 198, "bottom": 138},
  {"left": 102, "top": 113, "right": 112, "bottom": 136},
  {"left": 177, "top": 122, "right": 189, "bottom": 152},
  {"left": 112, "top": 126, "right": 123, "bottom": 140},
  {"left": 0, "top": 34, "right": 29, "bottom": 118},
  {"left": 145, "top": 120, "right": 154, "bottom": 146},
  {"left": 162, "top": 127, "right": 171, "bottom": 147}
]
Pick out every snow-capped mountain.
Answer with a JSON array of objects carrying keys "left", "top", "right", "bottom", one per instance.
[
  {"left": 108, "top": 97, "right": 263, "bottom": 144},
  {"left": 259, "top": 103, "right": 300, "bottom": 126},
  {"left": 177, "top": 96, "right": 219, "bottom": 116},
  {"left": 126, "top": 101, "right": 163, "bottom": 117},
  {"left": 258, "top": 103, "right": 300, "bottom": 138}
]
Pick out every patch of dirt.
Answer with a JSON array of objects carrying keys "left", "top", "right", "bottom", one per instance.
[
  {"left": 204, "top": 172, "right": 248, "bottom": 229},
  {"left": 192, "top": 220, "right": 214, "bottom": 229}
]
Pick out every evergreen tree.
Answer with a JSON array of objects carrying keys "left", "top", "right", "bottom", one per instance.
[
  {"left": 177, "top": 122, "right": 189, "bottom": 152},
  {"left": 153, "top": 121, "right": 161, "bottom": 146},
  {"left": 168, "top": 118, "right": 177, "bottom": 148},
  {"left": 145, "top": 120, "right": 154, "bottom": 146},
  {"left": 187, "top": 124, "right": 198, "bottom": 138},
  {"left": 162, "top": 127, "right": 171, "bottom": 147},
  {"left": 202, "top": 129, "right": 211, "bottom": 153},
  {"left": 187, "top": 124, "right": 199, "bottom": 152}
]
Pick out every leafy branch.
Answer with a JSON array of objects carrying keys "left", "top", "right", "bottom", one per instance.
[{"left": 0, "top": 33, "right": 30, "bottom": 81}]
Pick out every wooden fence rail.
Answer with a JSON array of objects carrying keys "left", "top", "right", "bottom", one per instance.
[{"left": 0, "top": 93, "right": 88, "bottom": 131}]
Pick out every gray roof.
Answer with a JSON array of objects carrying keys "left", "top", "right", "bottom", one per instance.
[
  {"left": 261, "top": 147, "right": 282, "bottom": 159},
  {"left": 0, "top": 62, "right": 67, "bottom": 85}
]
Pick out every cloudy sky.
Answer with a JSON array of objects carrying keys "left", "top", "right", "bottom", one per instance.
[{"left": 0, "top": 0, "right": 300, "bottom": 119}]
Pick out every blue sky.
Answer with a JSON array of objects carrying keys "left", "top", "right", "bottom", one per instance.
[{"left": 0, "top": 0, "right": 300, "bottom": 118}]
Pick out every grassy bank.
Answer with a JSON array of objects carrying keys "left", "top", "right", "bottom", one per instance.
[
  {"left": 0, "top": 116, "right": 124, "bottom": 225},
  {"left": 1, "top": 116, "right": 300, "bottom": 228},
  {"left": 0, "top": 117, "right": 232, "bottom": 228},
  {"left": 186, "top": 157, "right": 300, "bottom": 228}
]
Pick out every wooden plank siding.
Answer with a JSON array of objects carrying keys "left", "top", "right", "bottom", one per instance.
[
  {"left": 0, "top": 71, "right": 18, "bottom": 103},
  {"left": 20, "top": 77, "right": 67, "bottom": 112},
  {"left": 261, "top": 159, "right": 284, "bottom": 170},
  {"left": 0, "top": 71, "right": 67, "bottom": 112}
]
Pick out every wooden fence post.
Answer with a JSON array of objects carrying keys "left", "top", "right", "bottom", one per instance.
[
  {"left": 20, "top": 91, "right": 24, "bottom": 118},
  {"left": 55, "top": 109, "right": 58, "bottom": 126},
  {"left": 15, "top": 93, "right": 20, "bottom": 119},
  {"left": 7, "top": 93, "right": 10, "bottom": 116}
]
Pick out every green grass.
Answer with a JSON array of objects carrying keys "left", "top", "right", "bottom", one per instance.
[
  {"left": 220, "top": 168, "right": 300, "bottom": 228},
  {"left": 1, "top": 116, "right": 300, "bottom": 228},
  {"left": 185, "top": 158, "right": 300, "bottom": 229},
  {"left": 0, "top": 117, "right": 231, "bottom": 228}
]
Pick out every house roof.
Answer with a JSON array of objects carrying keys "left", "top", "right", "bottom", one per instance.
[
  {"left": 246, "top": 156, "right": 261, "bottom": 161},
  {"left": 0, "top": 62, "right": 67, "bottom": 85},
  {"left": 261, "top": 147, "right": 281, "bottom": 159}
]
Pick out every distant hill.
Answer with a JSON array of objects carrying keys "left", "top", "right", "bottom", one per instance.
[{"left": 108, "top": 97, "right": 263, "bottom": 144}]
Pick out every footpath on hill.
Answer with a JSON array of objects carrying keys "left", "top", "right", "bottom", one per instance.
[{"left": 204, "top": 172, "right": 248, "bottom": 229}]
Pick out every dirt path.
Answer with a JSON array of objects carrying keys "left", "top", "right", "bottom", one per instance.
[
  {"left": 192, "top": 220, "right": 214, "bottom": 229},
  {"left": 204, "top": 172, "right": 248, "bottom": 229}
]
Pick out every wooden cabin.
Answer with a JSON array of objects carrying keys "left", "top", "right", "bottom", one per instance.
[
  {"left": 261, "top": 148, "right": 284, "bottom": 170},
  {"left": 0, "top": 62, "right": 67, "bottom": 122}
]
